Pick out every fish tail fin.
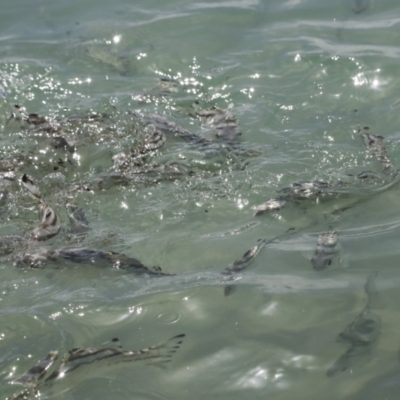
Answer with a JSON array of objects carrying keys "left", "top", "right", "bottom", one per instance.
[{"left": 141, "top": 334, "right": 186, "bottom": 367}]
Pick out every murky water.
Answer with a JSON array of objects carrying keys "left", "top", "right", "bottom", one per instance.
[{"left": 2, "top": 0, "right": 400, "bottom": 399}]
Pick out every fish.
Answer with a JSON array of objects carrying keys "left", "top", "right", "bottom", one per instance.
[
  {"left": 17, "top": 247, "right": 171, "bottom": 276},
  {"left": 352, "top": 0, "right": 371, "bottom": 14},
  {"left": 21, "top": 174, "right": 41, "bottom": 200},
  {"left": 31, "top": 203, "right": 61, "bottom": 241},
  {"left": 223, "top": 228, "right": 298, "bottom": 276},
  {"left": 254, "top": 168, "right": 400, "bottom": 216},
  {"left": 196, "top": 106, "right": 242, "bottom": 143},
  {"left": 311, "top": 231, "right": 338, "bottom": 271},
  {"left": 86, "top": 42, "right": 130, "bottom": 74},
  {"left": 112, "top": 124, "right": 167, "bottom": 172},
  {"left": 50, "top": 136, "right": 75, "bottom": 154},
  {"left": 66, "top": 205, "right": 90, "bottom": 236},
  {"left": 141, "top": 124, "right": 167, "bottom": 153},
  {"left": 0, "top": 235, "right": 26, "bottom": 256},
  {"left": 222, "top": 238, "right": 269, "bottom": 276},
  {"left": 253, "top": 197, "right": 287, "bottom": 216},
  {"left": 143, "top": 113, "right": 210, "bottom": 144},
  {"left": 253, "top": 181, "right": 330, "bottom": 215},
  {"left": 358, "top": 126, "right": 393, "bottom": 171},
  {"left": 327, "top": 273, "right": 381, "bottom": 376},
  {"left": 21, "top": 174, "right": 61, "bottom": 241},
  {"left": 8, "top": 334, "right": 185, "bottom": 399},
  {"left": 222, "top": 229, "right": 298, "bottom": 296},
  {"left": 279, "top": 180, "right": 331, "bottom": 199}
]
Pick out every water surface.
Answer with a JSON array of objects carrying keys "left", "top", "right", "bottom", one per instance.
[{"left": 2, "top": 0, "right": 400, "bottom": 399}]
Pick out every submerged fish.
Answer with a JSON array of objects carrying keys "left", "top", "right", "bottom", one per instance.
[
  {"left": 279, "top": 180, "right": 331, "bottom": 199},
  {"left": 311, "top": 231, "right": 338, "bottom": 271},
  {"left": 8, "top": 334, "right": 185, "bottom": 399},
  {"left": 327, "top": 273, "right": 381, "bottom": 376},
  {"left": 222, "top": 238, "right": 269, "bottom": 276},
  {"left": 196, "top": 106, "right": 242, "bottom": 143},
  {"left": 253, "top": 181, "right": 330, "bottom": 215},
  {"left": 17, "top": 247, "right": 171, "bottom": 275},
  {"left": 222, "top": 228, "right": 297, "bottom": 296},
  {"left": 85, "top": 42, "right": 130, "bottom": 74},
  {"left": 66, "top": 204, "right": 90, "bottom": 237},
  {"left": 143, "top": 113, "right": 210, "bottom": 144},
  {"left": 352, "top": 0, "right": 371, "bottom": 14},
  {"left": 358, "top": 126, "right": 393, "bottom": 171}
]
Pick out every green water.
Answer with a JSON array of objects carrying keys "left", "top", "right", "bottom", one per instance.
[{"left": 2, "top": 0, "right": 400, "bottom": 399}]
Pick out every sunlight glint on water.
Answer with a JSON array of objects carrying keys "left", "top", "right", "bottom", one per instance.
[{"left": 2, "top": 0, "right": 400, "bottom": 399}]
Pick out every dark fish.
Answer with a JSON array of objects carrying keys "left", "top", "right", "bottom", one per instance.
[
  {"left": 196, "top": 106, "right": 242, "bottom": 143},
  {"left": 50, "top": 136, "right": 75, "bottom": 154},
  {"left": 358, "top": 127, "right": 393, "bottom": 171},
  {"left": 223, "top": 228, "right": 298, "bottom": 276},
  {"left": 18, "top": 247, "right": 171, "bottom": 276},
  {"left": 279, "top": 180, "right": 331, "bottom": 199},
  {"left": 9, "top": 334, "right": 185, "bottom": 399},
  {"left": 0, "top": 154, "right": 25, "bottom": 172},
  {"left": 142, "top": 125, "right": 167, "bottom": 152},
  {"left": 11, "top": 105, "right": 60, "bottom": 134},
  {"left": 327, "top": 273, "right": 381, "bottom": 376},
  {"left": 352, "top": 0, "right": 371, "bottom": 14},
  {"left": 253, "top": 181, "right": 330, "bottom": 215},
  {"left": 222, "top": 228, "right": 298, "bottom": 296},
  {"left": 112, "top": 125, "right": 167, "bottom": 172},
  {"left": 0, "top": 235, "right": 25, "bottom": 256},
  {"left": 144, "top": 113, "right": 210, "bottom": 144},
  {"left": 311, "top": 231, "right": 338, "bottom": 271},
  {"left": 223, "top": 238, "right": 269, "bottom": 276},
  {"left": 66, "top": 205, "right": 90, "bottom": 236}
]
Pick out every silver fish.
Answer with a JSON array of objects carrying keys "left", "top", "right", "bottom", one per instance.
[
  {"left": 311, "top": 231, "right": 338, "bottom": 271},
  {"left": 253, "top": 197, "right": 287, "bottom": 216},
  {"left": 21, "top": 174, "right": 61, "bottom": 241},
  {"left": 327, "top": 273, "right": 381, "bottom": 376},
  {"left": 31, "top": 203, "right": 61, "bottom": 241},
  {"left": 8, "top": 334, "right": 185, "bottom": 399},
  {"left": 21, "top": 174, "right": 41, "bottom": 200}
]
